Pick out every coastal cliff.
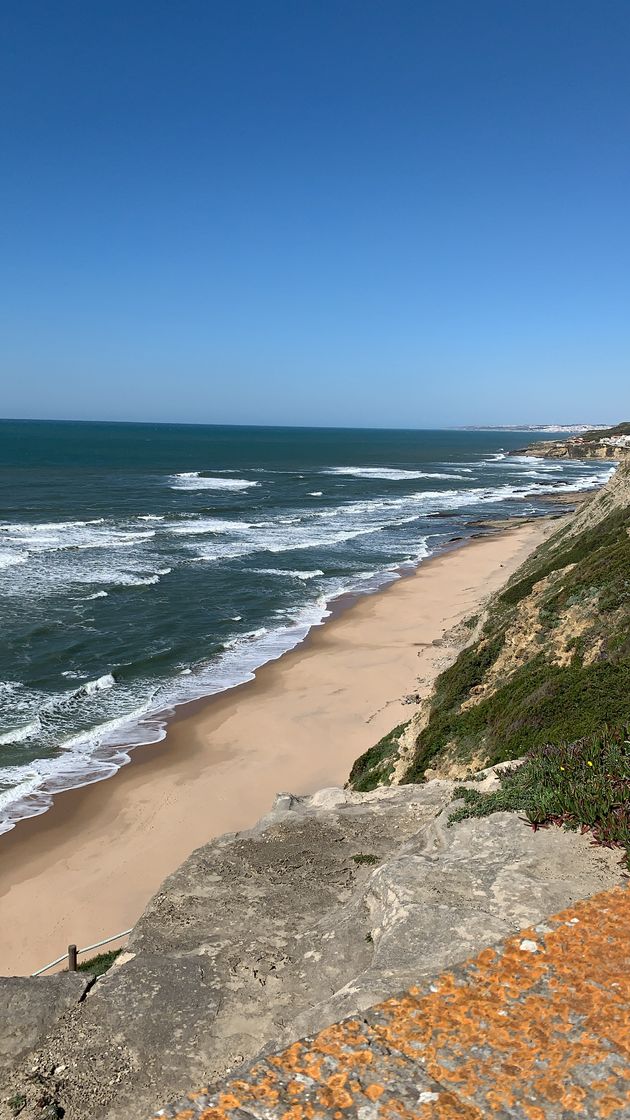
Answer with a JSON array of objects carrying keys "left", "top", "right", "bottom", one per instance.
[
  {"left": 514, "top": 421, "right": 630, "bottom": 460},
  {"left": 349, "top": 456, "right": 630, "bottom": 790}
]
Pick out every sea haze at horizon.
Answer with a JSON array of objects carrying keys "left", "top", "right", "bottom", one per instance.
[{"left": 0, "top": 420, "right": 613, "bottom": 834}]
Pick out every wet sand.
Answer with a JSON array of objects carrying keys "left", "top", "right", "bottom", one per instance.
[{"left": 0, "top": 519, "right": 553, "bottom": 975}]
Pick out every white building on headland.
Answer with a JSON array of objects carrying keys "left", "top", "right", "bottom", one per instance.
[{"left": 600, "top": 435, "right": 630, "bottom": 448}]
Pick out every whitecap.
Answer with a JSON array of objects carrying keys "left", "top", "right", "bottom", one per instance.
[
  {"left": 81, "top": 673, "right": 116, "bottom": 696},
  {"left": 251, "top": 568, "right": 324, "bottom": 581},
  {"left": 0, "top": 718, "right": 41, "bottom": 746},
  {"left": 323, "top": 467, "right": 465, "bottom": 481},
  {"left": 169, "top": 518, "right": 252, "bottom": 536},
  {"left": 118, "top": 574, "right": 161, "bottom": 586},
  {"left": 169, "top": 472, "right": 259, "bottom": 491},
  {"left": 0, "top": 551, "right": 27, "bottom": 570}
]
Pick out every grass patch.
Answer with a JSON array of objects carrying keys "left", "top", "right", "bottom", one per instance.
[
  {"left": 77, "top": 948, "right": 122, "bottom": 975},
  {"left": 348, "top": 721, "right": 409, "bottom": 791},
  {"left": 430, "top": 631, "right": 506, "bottom": 713},
  {"left": 352, "top": 853, "right": 380, "bottom": 865},
  {"left": 448, "top": 728, "right": 630, "bottom": 865},
  {"left": 499, "top": 508, "right": 629, "bottom": 608}
]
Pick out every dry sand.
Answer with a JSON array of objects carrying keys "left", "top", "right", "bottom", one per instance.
[{"left": 0, "top": 519, "right": 553, "bottom": 975}]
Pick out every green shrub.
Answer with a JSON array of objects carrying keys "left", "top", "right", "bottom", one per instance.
[
  {"left": 77, "top": 948, "right": 122, "bottom": 976},
  {"left": 448, "top": 728, "right": 630, "bottom": 866},
  {"left": 348, "top": 722, "right": 409, "bottom": 791},
  {"left": 405, "top": 657, "right": 630, "bottom": 780}
]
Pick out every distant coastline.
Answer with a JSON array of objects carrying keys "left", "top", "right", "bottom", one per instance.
[{"left": 457, "top": 423, "right": 610, "bottom": 433}]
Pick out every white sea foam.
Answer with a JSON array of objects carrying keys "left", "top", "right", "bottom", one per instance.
[
  {"left": 169, "top": 518, "right": 252, "bottom": 535},
  {"left": 169, "top": 472, "right": 259, "bottom": 491},
  {"left": 81, "top": 673, "right": 116, "bottom": 696},
  {"left": 309, "top": 491, "right": 323, "bottom": 496},
  {"left": 83, "top": 590, "right": 109, "bottom": 600},
  {"left": 251, "top": 568, "right": 324, "bottom": 581},
  {"left": 118, "top": 574, "right": 161, "bottom": 586},
  {"left": 0, "top": 523, "right": 155, "bottom": 555},
  {"left": 0, "top": 551, "right": 27, "bottom": 570},
  {"left": 323, "top": 467, "right": 465, "bottom": 481},
  {"left": 0, "top": 597, "right": 333, "bottom": 833},
  {"left": 0, "top": 718, "right": 41, "bottom": 746},
  {"left": 137, "top": 514, "right": 165, "bottom": 521}
]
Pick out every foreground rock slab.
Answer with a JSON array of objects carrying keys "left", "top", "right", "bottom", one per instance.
[
  {"left": 0, "top": 974, "right": 89, "bottom": 1070},
  {"left": 0, "top": 779, "right": 623, "bottom": 1120},
  {"left": 152, "top": 883, "right": 630, "bottom": 1120}
]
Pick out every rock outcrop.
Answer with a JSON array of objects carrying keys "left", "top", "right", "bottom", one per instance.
[
  {"left": 513, "top": 421, "right": 630, "bottom": 461},
  {"left": 1, "top": 777, "right": 623, "bottom": 1120}
]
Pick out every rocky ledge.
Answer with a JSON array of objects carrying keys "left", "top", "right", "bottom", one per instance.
[{"left": 0, "top": 774, "right": 624, "bottom": 1120}]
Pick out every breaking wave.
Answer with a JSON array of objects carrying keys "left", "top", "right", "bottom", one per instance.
[{"left": 169, "top": 472, "right": 259, "bottom": 491}]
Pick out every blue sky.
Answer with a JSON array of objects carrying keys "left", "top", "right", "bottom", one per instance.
[{"left": 1, "top": 0, "right": 628, "bottom": 427}]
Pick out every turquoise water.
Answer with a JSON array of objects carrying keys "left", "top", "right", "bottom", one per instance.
[{"left": 0, "top": 420, "right": 612, "bottom": 831}]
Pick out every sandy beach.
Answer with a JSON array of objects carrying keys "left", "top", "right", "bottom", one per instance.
[{"left": 0, "top": 519, "right": 553, "bottom": 976}]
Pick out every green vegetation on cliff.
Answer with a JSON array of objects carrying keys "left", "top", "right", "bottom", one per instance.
[
  {"left": 448, "top": 728, "right": 630, "bottom": 866},
  {"left": 348, "top": 721, "right": 409, "bottom": 791},
  {"left": 349, "top": 462, "right": 630, "bottom": 790}
]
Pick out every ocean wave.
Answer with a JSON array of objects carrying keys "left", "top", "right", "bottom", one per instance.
[
  {"left": 0, "top": 551, "right": 27, "bottom": 570},
  {"left": 0, "top": 718, "right": 41, "bottom": 746},
  {"left": 169, "top": 472, "right": 259, "bottom": 491},
  {"left": 251, "top": 568, "right": 324, "bottom": 581},
  {"left": 116, "top": 573, "right": 161, "bottom": 586},
  {"left": 0, "top": 519, "right": 105, "bottom": 533},
  {"left": 83, "top": 590, "right": 109, "bottom": 600},
  {"left": 81, "top": 673, "right": 116, "bottom": 696},
  {"left": 308, "top": 491, "right": 323, "bottom": 496},
  {"left": 0, "top": 524, "right": 156, "bottom": 555},
  {"left": 323, "top": 466, "right": 465, "bottom": 481},
  {"left": 169, "top": 517, "right": 252, "bottom": 535}
]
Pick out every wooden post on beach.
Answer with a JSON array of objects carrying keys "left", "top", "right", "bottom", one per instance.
[{"left": 68, "top": 944, "right": 78, "bottom": 971}]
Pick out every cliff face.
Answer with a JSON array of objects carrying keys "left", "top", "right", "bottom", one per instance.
[
  {"left": 0, "top": 777, "right": 622, "bottom": 1120},
  {"left": 349, "top": 460, "right": 630, "bottom": 787}
]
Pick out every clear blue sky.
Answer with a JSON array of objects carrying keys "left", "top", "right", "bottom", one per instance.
[{"left": 1, "top": 0, "right": 628, "bottom": 427}]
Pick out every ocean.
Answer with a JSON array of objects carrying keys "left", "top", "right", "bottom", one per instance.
[{"left": 0, "top": 419, "right": 613, "bottom": 834}]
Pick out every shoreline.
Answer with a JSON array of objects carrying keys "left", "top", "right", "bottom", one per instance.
[{"left": 0, "top": 516, "right": 556, "bottom": 975}]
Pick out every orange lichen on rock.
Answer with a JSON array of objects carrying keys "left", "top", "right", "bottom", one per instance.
[{"left": 152, "top": 884, "right": 630, "bottom": 1120}]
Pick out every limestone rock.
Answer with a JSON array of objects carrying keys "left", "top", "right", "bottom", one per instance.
[{"left": 0, "top": 974, "right": 89, "bottom": 1073}]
